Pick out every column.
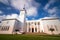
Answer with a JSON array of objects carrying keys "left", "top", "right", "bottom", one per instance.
[
  {"left": 27, "top": 23, "right": 29, "bottom": 32},
  {"left": 30, "top": 22, "right": 32, "bottom": 32},
  {"left": 38, "top": 22, "right": 40, "bottom": 32},
  {"left": 37, "top": 22, "right": 38, "bottom": 32},
  {"left": 34, "top": 22, "right": 35, "bottom": 32}
]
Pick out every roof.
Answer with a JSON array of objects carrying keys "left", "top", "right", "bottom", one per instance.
[
  {"left": 39, "top": 17, "right": 60, "bottom": 20},
  {"left": 2, "top": 18, "right": 20, "bottom": 22}
]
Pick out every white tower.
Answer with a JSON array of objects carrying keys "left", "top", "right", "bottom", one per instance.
[{"left": 19, "top": 6, "right": 27, "bottom": 32}]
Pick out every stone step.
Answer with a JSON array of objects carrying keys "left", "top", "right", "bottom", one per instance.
[{"left": 25, "top": 32, "right": 47, "bottom": 35}]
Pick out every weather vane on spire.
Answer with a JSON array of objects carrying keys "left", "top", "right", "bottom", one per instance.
[
  {"left": 23, "top": 4, "right": 25, "bottom": 10},
  {"left": 23, "top": 4, "right": 27, "bottom": 14}
]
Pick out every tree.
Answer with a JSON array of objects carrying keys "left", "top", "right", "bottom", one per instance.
[
  {"left": 15, "top": 29, "right": 19, "bottom": 34},
  {"left": 49, "top": 28, "right": 55, "bottom": 34}
]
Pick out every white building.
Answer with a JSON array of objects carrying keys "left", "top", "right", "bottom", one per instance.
[
  {"left": 26, "top": 17, "right": 60, "bottom": 34},
  {"left": 0, "top": 7, "right": 26, "bottom": 34},
  {"left": 40, "top": 17, "right": 60, "bottom": 34},
  {"left": 0, "top": 18, "right": 21, "bottom": 34},
  {"left": 26, "top": 20, "right": 40, "bottom": 33},
  {"left": 0, "top": 16, "right": 60, "bottom": 34},
  {"left": 0, "top": 7, "right": 60, "bottom": 34}
]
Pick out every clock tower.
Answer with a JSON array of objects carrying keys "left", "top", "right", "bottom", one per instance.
[{"left": 19, "top": 6, "right": 27, "bottom": 33}]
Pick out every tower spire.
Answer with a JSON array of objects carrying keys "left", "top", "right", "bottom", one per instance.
[
  {"left": 23, "top": 4, "right": 25, "bottom": 10},
  {"left": 23, "top": 4, "right": 27, "bottom": 14},
  {"left": 19, "top": 4, "right": 26, "bottom": 22}
]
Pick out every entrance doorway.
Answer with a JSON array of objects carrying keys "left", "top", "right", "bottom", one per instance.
[{"left": 32, "top": 28, "right": 34, "bottom": 32}]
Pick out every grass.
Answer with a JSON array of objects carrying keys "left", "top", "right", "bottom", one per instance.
[{"left": 0, "top": 34, "right": 60, "bottom": 40}]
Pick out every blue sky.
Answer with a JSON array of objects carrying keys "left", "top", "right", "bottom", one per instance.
[{"left": 0, "top": 0, "right": 60, "bottom": 20}]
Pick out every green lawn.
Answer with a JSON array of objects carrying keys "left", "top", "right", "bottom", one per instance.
[{"left": 0, "top": 34, "right": 60, "bottom": 40}]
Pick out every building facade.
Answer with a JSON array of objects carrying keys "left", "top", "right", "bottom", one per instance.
[
  {"left": 26, "top": 18, "right": 60, "bottom": 34},
  {"left": 26, "top": 20, "right": 40, "bottom": 33},
  {"left": 40, "top": 18, "right": 60, "bottom": 34},
  {"left": 0, "top": 18, "right": 21, "bottom": 34},
  {"left": 0, "top": 17, "right": 60, "bottom": 34},
  {"left": 0, "top": 7, "right": 60, "bottom": 34}
]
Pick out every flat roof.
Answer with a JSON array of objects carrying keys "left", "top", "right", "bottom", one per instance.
[
  {"left": 2, "top": 18, "right": 20, "bottom": 22},
  {"left": 41, "top": 18, "right": 60, "bottom": 20}
]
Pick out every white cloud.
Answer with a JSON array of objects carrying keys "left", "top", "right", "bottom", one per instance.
[
  {"left": 0, "top": 0, "right": 40, "bottom": 17},
  {"left": 10, "top": 0, "right": 39, "bottom": 10},
  {"left": 26, "top": 7, "right": 37, "bottom": 17},
  {"left": 48, "top": 7, "right": 57, "bottom": 14},
  {"left": 10, "top": 0, "right": 39, "bottom": 17},
  {"left": 11, "top": 14, "right": 18, "bottom": 18},
  {"left": 6, "top": 14, "right": 18, "bottom": 19},
  {"left": 0, "top": 15, "right": 6, "bottom": 21},
  {"left": 10, "top": 0, "right": 27, "bottom": 10},
  {"left": 0, "top": 0, "right": 9, "bottom": 5},
  {"left": 0, "top": 11, "right": 3, "bottom": 14},
  {"left": 44, "top": 3, "right": 50, "bottom": 10},
  {"left": 44, "top": 0, "right": 56, "bottom": 10},
  {"left": 42, "top": 17, "right": 58, "bottom": 19},
  {"left": 49, "top": 14, "right": 57, "bottom": 17},
  {"left": 44, "top": 0, "right": 59, "bottom": 17},
  {"left": 48, "top": 7, "right": 59, "bottom": 17},
  {"left": 32, "top": 18, "right": 35, "bottom": 20}
]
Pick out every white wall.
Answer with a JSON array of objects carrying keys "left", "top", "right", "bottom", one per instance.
[
  {"left": 0, "top": 19, "right": 16, "bottom": 34},
  {"left": 41, "top": 19, "right": 60, "bottom": 34},
  {"left": 26, "top": 20, "right": 40, "bottom": 32}
]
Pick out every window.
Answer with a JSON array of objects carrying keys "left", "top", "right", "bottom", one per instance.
[{"left": 1, "top": 26, "right": 9, "bottom": 31}]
